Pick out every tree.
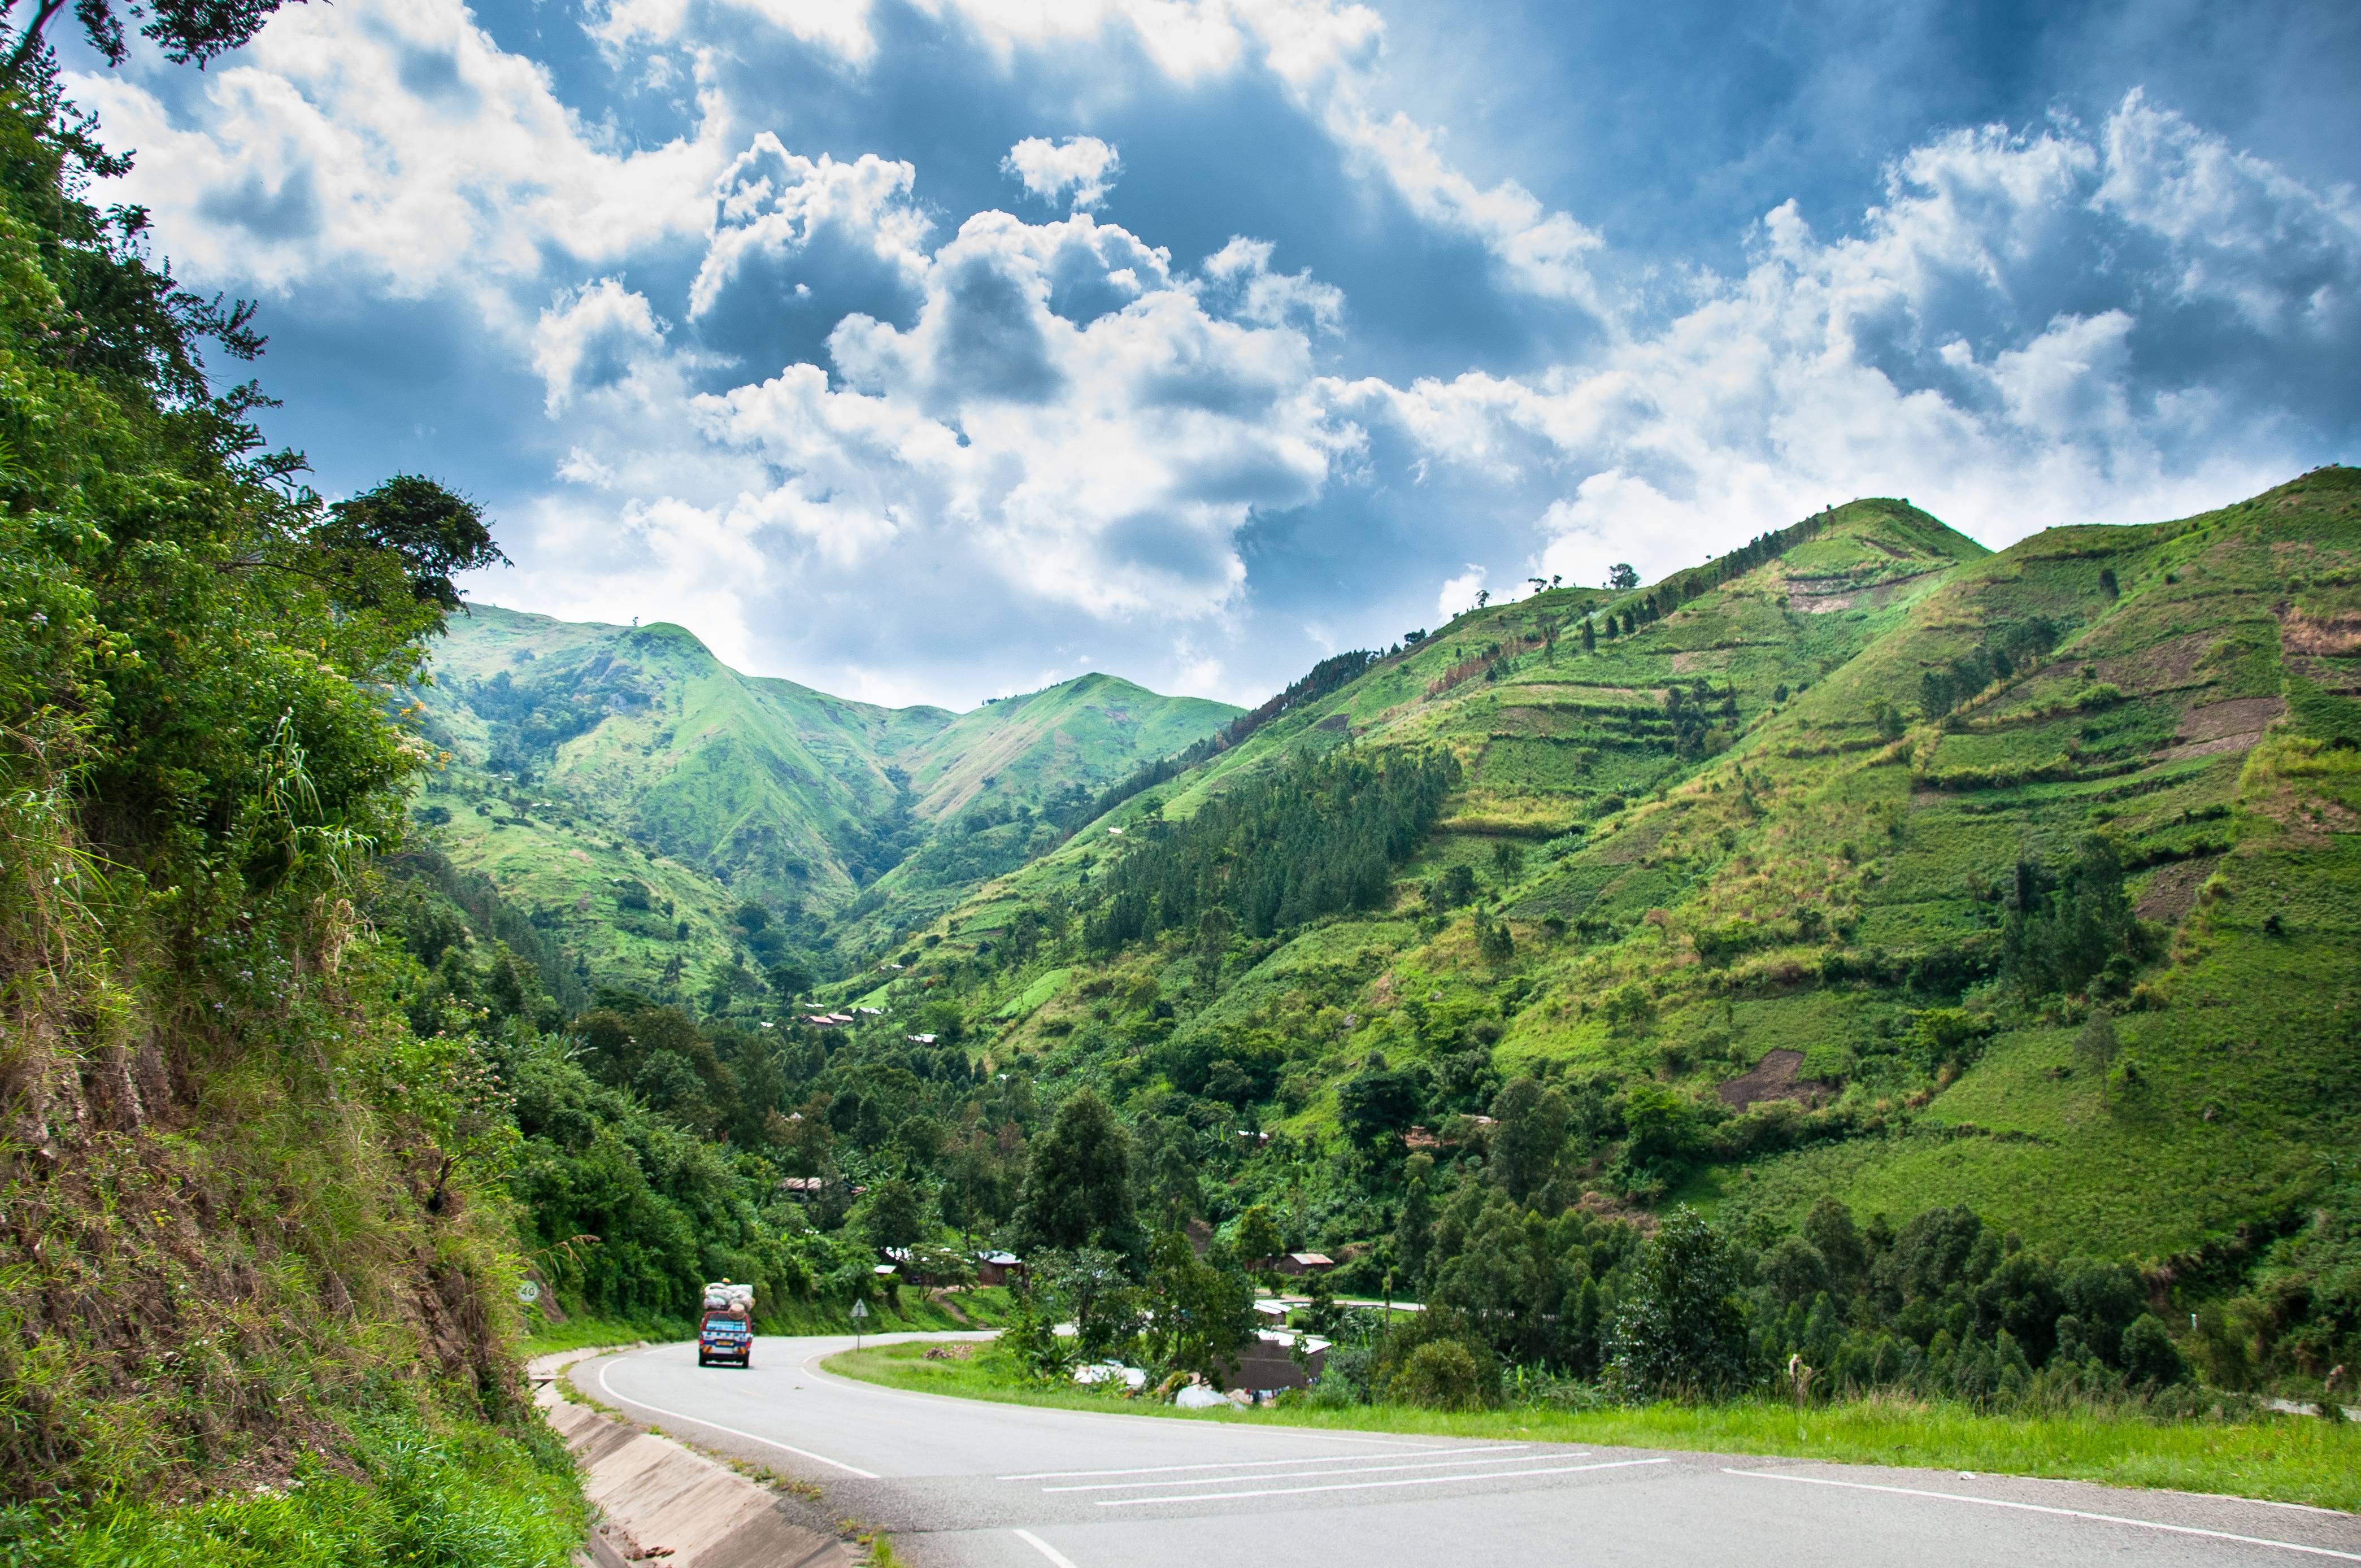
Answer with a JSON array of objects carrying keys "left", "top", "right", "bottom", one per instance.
[
  {"left": 1580, "top": 619, "right": 1597, "bottom": 655},
  {"left": 1034, "top": 1247, "right": 1139, "bottom": 1361},
  {"left": 1233, "top": 1204, "right": 1285, "bottom": 1272},
  {"left": 9, "top": 0, "right": 302, "bottom": 70},
  {"left": 1491, "top": 840, "right": 1526, "bottom": 882},
  {"left": 850, "top": 1175, "right": 930, "bottom": 1252},
  {"left": 2077, "top": 1009, "right": 2121, "bottom": 1104},
  {"left": 1475, "top": 916, "right": 1515, "bottom": 969},
  {"left": 1486, "top": 1078, "right": 1568, "bottom": 1203},
  {"left": 1140, "top": 1230, "right": 1256, "bottom": 1386},
  {"left": 1014, "top": 1088, "right": 1140, "bottom": 1257},
  {"left": 765, "top": 958, "right": 814, "bottom": 1000},
  {"left": 1337, "top": 1061, "right": 1425, "bottom": 1148},
  {"left": 1802, "top": 1197, "right": 1867, "bottom": 1294},
  {"left": 1143, "top": 1130, "right": 1203, "bottom": 1226},
  {"left": 1608, "top": 563, "right": 1640, "bottom": 590},
  {"left": 1393, "top": 1155, "right": 1436, "bottom": 1287},
  {"left": 1608, "top": 1207, "right": 1746, "bottom": 1396},
  {"left": 323, "top": 474, "right": 508, "bottom": 615}
]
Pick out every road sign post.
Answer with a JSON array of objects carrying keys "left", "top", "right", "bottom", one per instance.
[{"left": 851, "top": 1295, "right": 868, "bottom": 1351}]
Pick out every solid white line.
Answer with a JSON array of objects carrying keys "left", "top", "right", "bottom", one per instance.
[
  {"left": 1013, "top": 1528, "right": 1081, "bottom": 1568},
  {"left": 1724, "top": 1470, "right": 2361, "bottom": 1561},
  {"left": 1095, "top": 1455, "right": 1673, "bottom": 1506},
  {"left": 1045, "top": 1449, "right": 1575, "bottom": 1495},
  {"left": 594, "top": 1352, "right": 881, "bottom": 1479},
  {"left": 1002, "top": 1445, "right": 1502, "bottom": 1481}
]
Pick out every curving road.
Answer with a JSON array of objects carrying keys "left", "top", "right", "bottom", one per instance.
[{"left": 575, "top": 1335, "right": 2361, "bottom": 1567}]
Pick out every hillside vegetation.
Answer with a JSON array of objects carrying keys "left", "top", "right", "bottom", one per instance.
[
  {"left": 792, "top": 475, "right": 2360, "bottom": 1405},
  {"left": 0, "top": 59, "right": 579, "bottom": 1564}
]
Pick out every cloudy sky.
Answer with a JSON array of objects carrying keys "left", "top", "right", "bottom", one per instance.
[{"left": 65, "top": 0, "right": 2360, "bottom": 709}]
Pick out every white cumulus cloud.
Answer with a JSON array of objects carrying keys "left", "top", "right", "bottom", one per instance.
[{"left": 1002, "top": 135, "right": 1123, "bottom": 211}]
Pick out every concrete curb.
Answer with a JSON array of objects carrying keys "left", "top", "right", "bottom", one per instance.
[{"left": 536, "top": 1349, "right": 858, "bottom": 1568}]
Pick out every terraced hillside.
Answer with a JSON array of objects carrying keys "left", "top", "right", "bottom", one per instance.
[
  {"left": 835, "top": 473, "right": 2361, "bottom": 1266},
  {"left": 409, "top": 606, "right": 1236, "bottom": 996}
]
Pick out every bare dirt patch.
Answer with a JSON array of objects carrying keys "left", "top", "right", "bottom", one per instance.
[
  {"left": 2285, "top": 655, "right": 2361, "bottom": 695},
  {"left": 1789, "top": 588, "right": 1859, "bottom": 615},
  {"left": 2278, "top": 607, "right": 2361, "bottom": 657},
  {"left": 2255, "top": 792, "right": 2361, "bottom": 845},
  {"left": 2153, "top": 695, "right": 2284, "bottom": 762},
  {"left": 1795, "top": 565, "right": 1950, "bottom": 613},
  {"left": 1719, "top": 1048, "right": 1840, "bottom": 1110},
  {"left": 2155, "top": 733, "right": 2267, "bottom": 764},
  {"left": 2135, "top": 857, "right": 2219, "bottom": 924},
  {"left": 1597, "top": 815, "right": 1672, "bottom": 865},
  {"left": 2181, "top": 696, "right": 2286, "bottom": 743},
  {"left": 2089, "top": 632, "right": 2220, "bottom": 696},
  {"left": 1499, "top": 683, "right": 1655, "bottom": 705}
]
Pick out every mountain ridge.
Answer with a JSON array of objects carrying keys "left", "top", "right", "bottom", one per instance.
[{"left": 409, "top": 603, "right": 1241, "bottom": 996}]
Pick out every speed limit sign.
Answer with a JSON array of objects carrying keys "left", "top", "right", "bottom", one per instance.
[{"left": 518, "top": 1279, "right": 541, "bottom": 1305}]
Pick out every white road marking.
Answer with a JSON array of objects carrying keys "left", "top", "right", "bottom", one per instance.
[
  {"left": 1095, "top": 1454, "right": 1674, "bottom": 1506},
  {"left": 1013, "top": 1528, "right": 1081, "bottom": 1567},
  {"left": 1725, "top": 1470, "right": 2361, "bottom": 1561},
  {"left": 1002, "top": 1446, "right": 1499, "bottom": 1481},
  {"left": 594, "top": 1351, "right": 881, "bottom": 1478},
  {"left": 1045, "top": 1450, "right": 1577, "bottom": 1494}
]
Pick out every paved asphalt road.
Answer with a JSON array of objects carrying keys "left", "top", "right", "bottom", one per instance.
[{"left": 577, "top": 1334, "right": 2361, "bottom": 1567}]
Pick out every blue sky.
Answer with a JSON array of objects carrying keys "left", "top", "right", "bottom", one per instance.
[{"left": 66, "top": 0, "right": 2360, "bottom": 709}]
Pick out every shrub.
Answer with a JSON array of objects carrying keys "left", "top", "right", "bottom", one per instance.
[
  {"left": 2120, "top": 1314, "right": 2192, "bottom": 1388},
  {"left": 1394, "top": 1340, "right": 1488, "bottom": 1410}
]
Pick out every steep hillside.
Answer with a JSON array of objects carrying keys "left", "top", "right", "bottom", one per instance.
[
  {"left": 0, "top": 75, "right": 577, "bottom": 1559},
  {"left": 410, "top": 607, "right": 1237, "bottom": 996},
  {"left": 850, "top": 478, "right": 2361, "bottom": 1277}
]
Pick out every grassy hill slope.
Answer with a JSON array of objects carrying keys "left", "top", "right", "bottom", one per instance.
[
  {"left": 850, "top": 476, "right": 2361, "bottom": 1266},
  {"left": 410, "top": 607, "right": 1239, "bottom": 998}
]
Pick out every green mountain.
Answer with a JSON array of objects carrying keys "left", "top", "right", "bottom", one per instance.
[
  {"left": 408, "top": 606, "right": 1238, "bottom": 996},
  {"left": 846, "top": 475, "right": 2361, "bottom": 1266}
]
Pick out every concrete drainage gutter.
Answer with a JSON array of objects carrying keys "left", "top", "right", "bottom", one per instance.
[{"left": 531, "top": 1349, "right": 858, "bottom": 1568}]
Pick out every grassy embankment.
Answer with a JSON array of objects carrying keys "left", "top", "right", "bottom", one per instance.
[{"left": 827, "top": 1342, "right": 2361, "bottom": 1513}]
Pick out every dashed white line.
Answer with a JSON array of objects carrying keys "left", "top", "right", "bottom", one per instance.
[
  {"left": 1725, "top": 1470, "right": 2361, "bottom": 1561},
  {"left": 1095, "top": 1454, "right": 1674, "bottom": 1506},
  {"left": 1045, "top": 1449, "right": 1578, "bottom": 1494},
  {"left": 594, "top": 1352, "right": 880, "bottom": 1478},
  {"left": 1001, "top": 1445, "right": 1505, "bottom": 1481},
  {"left": 1013, "top": 1528, "right": 1081, "bottom": 1567}
]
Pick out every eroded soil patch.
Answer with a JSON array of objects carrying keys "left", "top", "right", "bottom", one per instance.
[
  {"left": 1719, "top": 1048, "right": 1840, "bottom": 1110},
  {"left": 2134, "top": 857, "right": 2219, "bottom": 924}
]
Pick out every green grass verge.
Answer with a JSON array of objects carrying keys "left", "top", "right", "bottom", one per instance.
[
  {"left": 519, "top": 1314, "right": 679, "bottom": 1358},
  {"left": 825, "top": 1341, "right": 2361, "bottom": 1513}
]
